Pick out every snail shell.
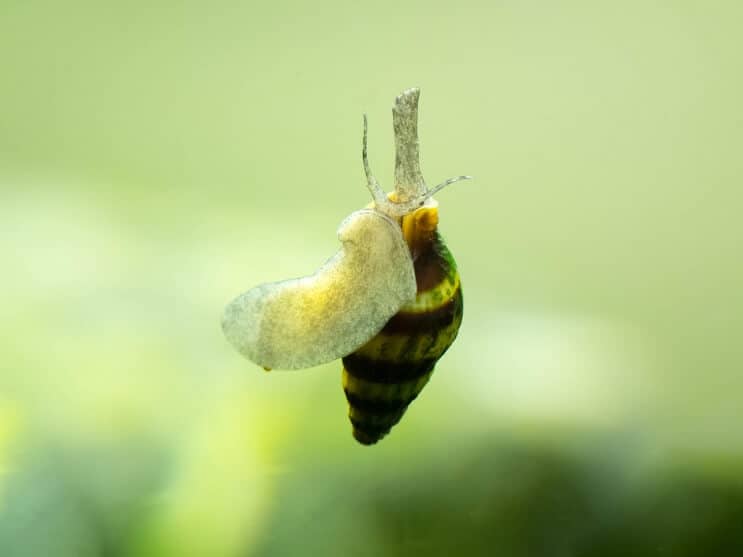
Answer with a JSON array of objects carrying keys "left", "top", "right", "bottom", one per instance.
[{"left": 342, "top": 202, "right": 463, "bottom": 445}]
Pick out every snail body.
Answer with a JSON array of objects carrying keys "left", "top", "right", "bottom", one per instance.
[
  {"left": 222, "top": 88, "right": 469, "bottom": 444},
  {"left": 222, "top": 209, "right": 416, "bottom": 371}
]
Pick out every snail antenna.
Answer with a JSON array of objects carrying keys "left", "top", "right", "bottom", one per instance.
[
  {"left": 425, "top": 175, "right": 472, "bottom": 198},
  {"left": 362, "top": 114, "right": 388, "bottom": 208}
]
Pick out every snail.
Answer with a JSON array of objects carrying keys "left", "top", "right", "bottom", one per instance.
[{"left": 222, "top": 88, "right": 469, "bottom": 444}]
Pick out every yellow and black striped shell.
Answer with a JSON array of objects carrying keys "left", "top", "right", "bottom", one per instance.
[{"left": 343, "top": 205, "right": 463, "bottom": 444}]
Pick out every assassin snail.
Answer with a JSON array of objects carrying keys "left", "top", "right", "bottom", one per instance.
[{"left": 222, "top": 88, "right": 469, "bottom": 445}]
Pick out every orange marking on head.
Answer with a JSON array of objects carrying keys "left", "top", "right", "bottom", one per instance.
[{"left": 402, "top": 206, "right": 439, "bottom": 257}]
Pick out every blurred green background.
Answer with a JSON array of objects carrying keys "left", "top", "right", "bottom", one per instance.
[{"left": 1, "top": 0, "right": 742, "bottom": 555}]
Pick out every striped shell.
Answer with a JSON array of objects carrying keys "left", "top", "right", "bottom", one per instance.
[{"left": 342, "top": 204, "right": 463, "bottom": 445}]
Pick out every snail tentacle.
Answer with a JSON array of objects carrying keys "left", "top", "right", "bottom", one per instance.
[{"left": 362, "top": 114, "right": 388, "bottom": 208}]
